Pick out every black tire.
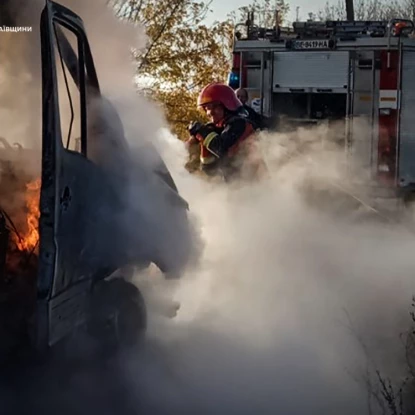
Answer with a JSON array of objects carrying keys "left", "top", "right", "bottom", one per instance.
[{"left": 87, "top": 277, "right": 147, "bottom": 357}]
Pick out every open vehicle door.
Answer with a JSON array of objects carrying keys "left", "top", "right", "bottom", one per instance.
[{"left": 36, "top": 0, "right": 196, "bottom": 352}]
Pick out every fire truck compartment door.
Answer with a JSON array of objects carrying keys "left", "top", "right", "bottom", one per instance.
[
  {"left": 398, "top": 49, "right": 415, "bottom": 187},
  {"left": 273, "top": 51, "right": 349, "bottom": 92}
]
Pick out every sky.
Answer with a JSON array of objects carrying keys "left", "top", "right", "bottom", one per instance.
[{"left": 208, "top": 0, "right": 329, "bottom": 24}]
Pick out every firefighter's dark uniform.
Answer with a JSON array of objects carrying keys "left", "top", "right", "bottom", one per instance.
[
  {"left": 242, "top": 104, "right": 263, "bottom": 130},
  {"left": 193, "top": 109, "right": 267, "bottom": 182}
]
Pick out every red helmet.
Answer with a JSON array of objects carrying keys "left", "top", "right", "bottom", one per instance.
[{"left": 197, "top": 82, "right": 242, "bottom": 112}]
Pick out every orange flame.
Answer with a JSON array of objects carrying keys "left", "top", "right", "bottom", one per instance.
[{"left": 15, "top": 178, "right": 41, "bottom": 252}]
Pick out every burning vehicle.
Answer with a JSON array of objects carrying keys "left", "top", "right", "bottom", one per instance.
[{"left": 0, "top": 0, "right": 197, "bottom": 364}]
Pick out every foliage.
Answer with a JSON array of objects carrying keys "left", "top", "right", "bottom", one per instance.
[
  {"left": 111, "top": 0, "right": 289, "bottom": 140},
  {"left": 111, "top": 0, "right": 233, "bottom": 139},
  {"left": 237, "top": 0, "right": 290, "bottom": 27},
  {"left": 316, "top": 0, "right": 415, "bottom": 21}
]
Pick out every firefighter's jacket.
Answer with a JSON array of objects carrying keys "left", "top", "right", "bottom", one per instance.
[{"left": 197, "top": 109, "right": 267, "bottom": 181}]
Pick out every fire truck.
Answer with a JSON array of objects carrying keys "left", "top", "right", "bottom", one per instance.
[{"left": 228, "top": 14, "right": 415, "bottom": 201}]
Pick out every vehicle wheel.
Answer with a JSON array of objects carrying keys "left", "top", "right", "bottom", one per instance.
[{"left": 87, "top": 277, "right": 147, "bottom": 358}]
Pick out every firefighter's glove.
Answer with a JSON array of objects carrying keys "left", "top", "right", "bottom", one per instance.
[
  {"left": 188, "top": 122, "right": 216, "bottom": 142},
  {"left": 188, "top": 121, "right": 203, "bottom": 137}
]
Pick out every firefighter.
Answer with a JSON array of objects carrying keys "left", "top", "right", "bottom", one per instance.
[
  {"left": 186, "top": 82, "right": 267, "bottom": 182},
  {"left": 235, "top": 87, "right": 263, "bottom": 130}
]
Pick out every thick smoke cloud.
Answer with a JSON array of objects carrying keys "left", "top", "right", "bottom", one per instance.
[
  {"left": 0, "top": 1, "right": 414, "bottom": 415},
  {"left": 142, "top": 129, "right": 415, "bottom": 415}
]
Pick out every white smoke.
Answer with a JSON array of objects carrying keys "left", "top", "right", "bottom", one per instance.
[
  {"left": 1, "top": 1, "right": 415, "bottom": 415},
  {"left": 54, "top": 1, "right": 415, "bottom": 413},
  {"left": 133, "top": 128, "right": 415, "bottom": 415}
]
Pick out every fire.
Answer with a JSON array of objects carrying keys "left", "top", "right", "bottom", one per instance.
[{"left": 14, "top": 178, "right": 41, "bottom": 253}]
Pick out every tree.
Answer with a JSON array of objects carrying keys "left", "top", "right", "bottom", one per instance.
[
  {"left": 111, "top": 0, "right": 233, "bottom": 139},
  {"left": 111, "top": 0, "right": 289, "bottom": 140},
  {"left": 237, "top": 0, "right": 290, "bottom": 27},
  {"left": 317, "top": 0, "right": 415, "bottom": 21}
]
